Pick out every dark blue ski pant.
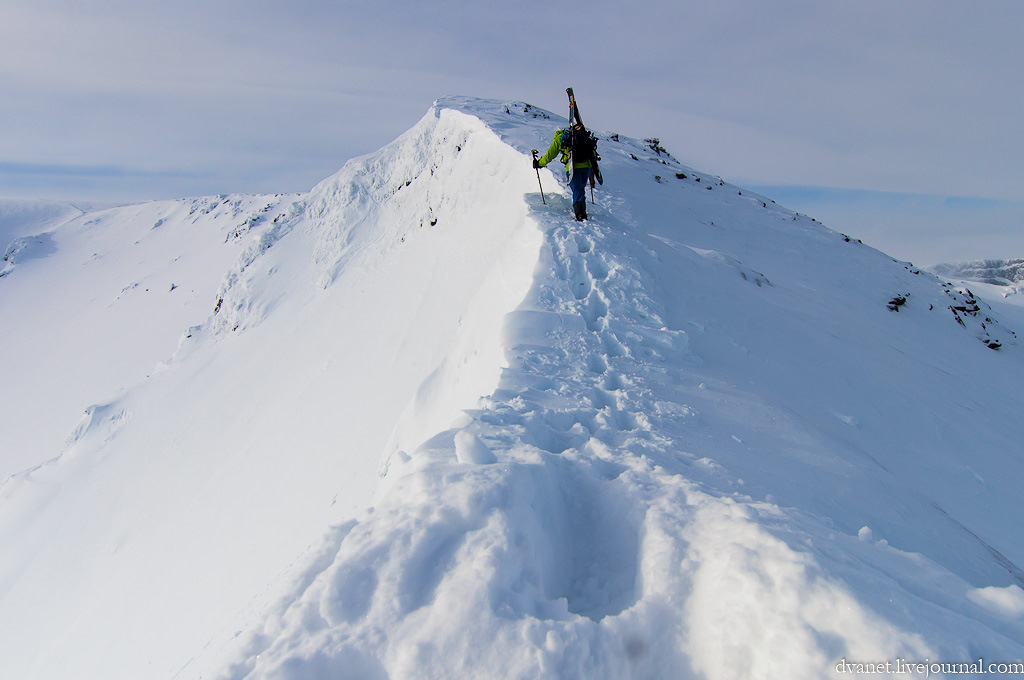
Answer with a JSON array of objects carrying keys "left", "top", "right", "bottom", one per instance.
[{"left": 568, "top": 167, "right": 591, "bottom": 205}]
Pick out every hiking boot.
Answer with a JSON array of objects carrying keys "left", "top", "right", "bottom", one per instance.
[{"left": 573, "top": 201, "right": 588, "bottom": 221}]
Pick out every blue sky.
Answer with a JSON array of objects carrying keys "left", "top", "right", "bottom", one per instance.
[{"left": 2, "top": 0, "right": 1021, "bottom": 265}]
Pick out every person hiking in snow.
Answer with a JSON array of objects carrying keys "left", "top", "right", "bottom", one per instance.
[{"left": 533, "top": 122, "right": 594, "bottom": 221}]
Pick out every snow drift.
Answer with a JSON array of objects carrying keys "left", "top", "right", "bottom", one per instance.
[{"left": 1, "top": 97, "right": 1023, "bottom": 679}]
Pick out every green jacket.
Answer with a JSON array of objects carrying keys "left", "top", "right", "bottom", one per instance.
[{"left": 537, "top": 128, "right": 592, "bottom": 170}]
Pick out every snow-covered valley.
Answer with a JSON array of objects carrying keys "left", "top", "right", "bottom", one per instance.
[{"left": 2, "top": 97, "right": 1022, "bottom": 679}]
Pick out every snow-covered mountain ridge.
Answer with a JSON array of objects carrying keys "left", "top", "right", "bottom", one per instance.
[
  {"left": 2, "top": 97, "right": 1023, "bottom": 679},
  {"left": 932, "top": 258, "right": 1024, "bottom": 287}
]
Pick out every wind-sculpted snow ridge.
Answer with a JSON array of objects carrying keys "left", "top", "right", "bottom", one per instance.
[
  {"left": 0, "top": 103, "right": 542, "bottom": 679},
  {"left": 212, "top": 99, "right": 1024, "bottom": 679}
]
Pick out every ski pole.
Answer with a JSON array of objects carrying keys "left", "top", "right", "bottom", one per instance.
[{"left": 531, "top": 150, "right": 546, "bottom": 204}]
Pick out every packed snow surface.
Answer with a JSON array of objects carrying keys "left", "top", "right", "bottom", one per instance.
[{"left": 1, "top": 97, "right": 1023, "bottom": 679}]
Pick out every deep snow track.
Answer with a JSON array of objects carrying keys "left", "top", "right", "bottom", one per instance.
[{"left": 224, "top": 205, "right": 922, "bottom": 679}]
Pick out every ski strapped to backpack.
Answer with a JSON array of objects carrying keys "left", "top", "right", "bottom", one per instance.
[{"left": 566, "top": 87, "right": 603, "bottom": 188}]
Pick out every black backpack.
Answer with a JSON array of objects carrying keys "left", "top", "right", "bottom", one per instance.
[{"left": 568, "top": 124, "right": 598, "bottom": 164}]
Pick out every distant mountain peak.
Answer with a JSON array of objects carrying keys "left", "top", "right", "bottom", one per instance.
[{"left": 932, "top": 258, "right": 1024, "bottom": 286}]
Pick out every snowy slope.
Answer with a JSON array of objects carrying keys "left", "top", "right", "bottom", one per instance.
[
  {"left": 2, "top": 98, "right": 1024, "bottom": 680},
  {"left": 0, "top": 198, "right": 107, "bottom": 245},
  {"left": 0, "top": 195, "right": 298, "bottom": 478}
]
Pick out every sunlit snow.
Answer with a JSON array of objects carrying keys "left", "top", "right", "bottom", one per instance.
[{"left": 1, "top": 97, "right": 1022, "bottom": 679}]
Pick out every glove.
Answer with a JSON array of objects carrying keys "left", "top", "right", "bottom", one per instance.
[{"left": 532, "top": 159, "right": 541, "bottom": 169}]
